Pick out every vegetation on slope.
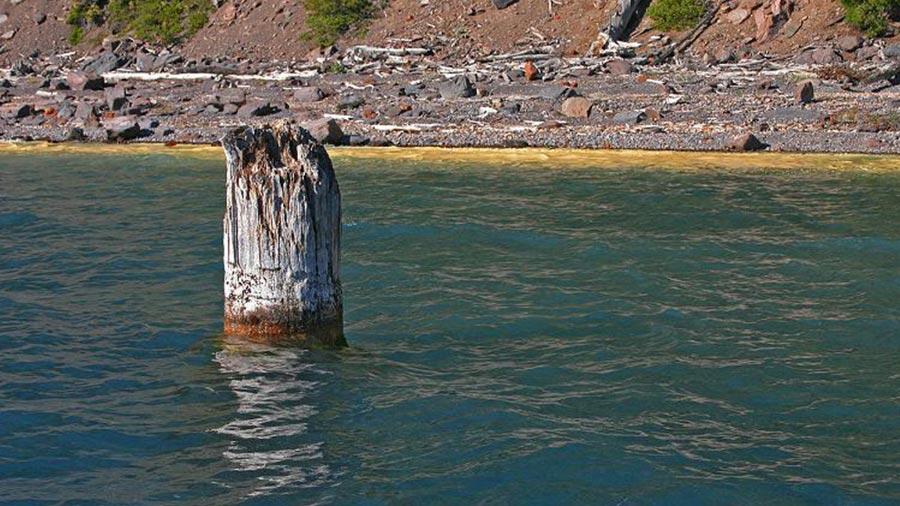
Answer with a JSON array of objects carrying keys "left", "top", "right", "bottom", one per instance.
[
  {"left": 646, "top": 0, "right": 706, "bottom": 31},
  {"left": 302, "top": 0, "right": 375, "bottom": 46},
  {"left": 67, "top": 0, "right": 212, "bottom": 45},
  {"left": 840, "top": 0, "right": 899, "bottom": 36}
]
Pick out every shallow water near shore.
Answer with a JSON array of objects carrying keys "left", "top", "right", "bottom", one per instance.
[{"left": 1, "top": 149, "right": 898, "bottom": 504}]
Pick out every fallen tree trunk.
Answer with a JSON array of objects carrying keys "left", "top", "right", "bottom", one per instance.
[
  {"left": 221, "top": 120, "right": 344, "bottom": 345},
  {"left": 607, "top": 0, "right": 650, "bottom": 42}
]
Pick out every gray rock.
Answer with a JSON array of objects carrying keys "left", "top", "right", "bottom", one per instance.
[
  {"left": 492, "top": 0, "right": 518, "bottom": 8},
  {"left": 1, "top": 103, "right": 33, "bottom": 119},
  {"left": 103, "top": 116, "right": 141, "bottom": 141},
  {"left": 884, "top": 44, "right": 900, "bottom": 59},
  {"left": 67, "top": 72, "right": 105, "bottom": 91},
  {"left": 795, "top": 80, "right": 814, "bottom": 104},
  {"left": 105, "top": 86, "right": 127, "bottom": 111},
  {"left": 760, "top": 106, "right": 825, "bottom": 124},
  {"left": 804, "top": 47, "right": 842, "bottom": 65},
  {"left": 606, "top": 59, "right": 633, "bottom": 75},
  {"left": 237, "top": 101, "right": 277, "bottom": 118},
  {"left": 400, "top": 83, "right": 426, "bottom": 96},
  {"left": 837, "top": 35, "right": 862, "bottom": 52},
  {"left": 74, "top": 103, "right": 96, "bottom": 122},
  {"left": 219, "top": 88, "right": 246, "bottom": 106},
  {"left": 56, "top": 101, "right": 76, "bottom": 120},
  {"left": 439, "top": 76, "right": 475, "bottom": 99},
  {"left": 857, "top": 45, "right": 880, "bottom": 61},
  {"left": 344, "top": 134, "right": 370, "bottom": 146},
  {"left": 536, "top": 85, "right": 577, "bottom": 101},
  {"left": 728, "top": 132, "right": 767, "bottom": 151},
  {"left": 337, "top": 94, "right": 364, "bottom": 110},
  {"left": 82, "top": 51, "right": 129, "bottom": 74},
  {"left": 10, "top": 60, "right": 33, "bottom": 76},
  {"left": 303, "top": 118, "right": 343, "bottom": 145},
  {"left": 499, "top": 102, "right": 521, "bottom": 115},
  {"left": 293, "top": 86, "right": 325, "bottom": 102},
  {"left": 560, "top": 97, "right": 592, "bottom": 118},
  {"left": 135, "top": 52, "right": 158, "bottom": 72},
  {"left": 712, "top": 48, "right": 736, "bottom": 64},
  {"left": 65, "top": 127, "right": 86, "bottom": 142},
  {"left": 613, "top": 109, "right": 646, "bottom": 125},
  {"left": 138, "top": 118, "right": 159, "bottom": 130}
]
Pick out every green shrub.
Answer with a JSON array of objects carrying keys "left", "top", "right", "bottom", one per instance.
[
  {"left": 647, "top": 0, "right": 706, "bottom": 31},
  {"left": 841, "top": 0, "right": 899, "bottom": 37},
  {"left": 303, "top": 0, "right": 374, "bottom": 46},
  {"left": 68, "top": 25, "right": 85, "bottom": 45},
  {"left": 66, "top": 0, "right": 212, "bottom": 45}
]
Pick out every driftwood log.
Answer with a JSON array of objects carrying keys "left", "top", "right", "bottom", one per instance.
[{"left": 221, "top": 121, "right": 344, "bottom": 345}]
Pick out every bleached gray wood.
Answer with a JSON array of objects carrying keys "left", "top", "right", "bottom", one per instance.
[
  {"left": 221, "top": 120, "right": 343, "bottom": 344},
  {"left": 607, "top": 0, "right": 650, "bottom": 42}
]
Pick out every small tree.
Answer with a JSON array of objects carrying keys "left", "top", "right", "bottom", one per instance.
[
  {"left": 646, "top": 0, "right": 706, "bottom": 31},
  {"left": 303, "top": 0, "right": 374, "bottom": 46}
]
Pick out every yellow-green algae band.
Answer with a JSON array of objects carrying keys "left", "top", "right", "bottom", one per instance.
[{"left": 1, "top": 142, "right": 898, "bottom": 171}]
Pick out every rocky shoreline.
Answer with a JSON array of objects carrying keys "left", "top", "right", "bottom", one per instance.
[{"left": 1, "top": 40, "right": 899, "bottom": 154}]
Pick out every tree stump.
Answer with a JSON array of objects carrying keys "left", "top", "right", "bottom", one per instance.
[{"left": 221, "top": 121, "right": 344, "bottom": 345}]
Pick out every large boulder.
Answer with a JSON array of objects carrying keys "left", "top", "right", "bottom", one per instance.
[
  {"left": 795, "top": 80, "right": 814, "bottom": 104},
  {"left": 0, "top": 103, "right": 33, "bottom": 119},
  {"left": 606, "top": 59, "right": 633, "bottom": 75},
  {"left": 837, "top": 35, "right": 862, "bottom": 52},
  {"left": 884, "top": 44, "right": 900, "bottom": 59},
  {"left": 237, "top": 100, "right": 278, "bottom": 118},
  {"left": 103, "top": 116, "right": 141, "bottom": 142},
  {"left": 302, "top": 118, "right": 343, "bottom": 145},
  {"left": 293, "top": 87, "right": 326, "bottom": 102},
  {"left": 105, "top": 85, "right": 128, "bottom": 111},
  {"left": 67, "top": 72, "right": 105, "bottom": 91},
  {"left": 560, "top": 97, "right": 593, "bottom": 118},
  {"left": 728, "top": 132, "right": 767, "bottom": 151},
  {"left": 82, "top": 51, "right": 130, "bottom": 74},
  {"left": 613, "top": 109, "right": 647, "bottom": 125},
  {"left": 439, "top": 76, "right": 475, "bottom": 99},
  {"left": 536, "top": 84, "right": 577, "bottom": 101}
]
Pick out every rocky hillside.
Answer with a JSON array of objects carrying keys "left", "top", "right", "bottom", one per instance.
[{"left": 0, "top": 0, "right": 897, "bottom": 66}]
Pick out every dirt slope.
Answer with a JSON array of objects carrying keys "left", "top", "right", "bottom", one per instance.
[
  {"left": 180, "top": 0, "right": 311, "bottom": 62},
  {"left": 361, "top": 0, "right": 614, "bottom": 57},
  {"left": 0, "top": 0, "right": 71, "bottom": 65},
  {"left": 1, "top": 0, "right": 895, "bottom": 67}
]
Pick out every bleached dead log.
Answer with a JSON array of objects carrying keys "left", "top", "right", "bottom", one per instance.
[
  {"left": 350, "top": 45, "right": 432, "bottom": 55},
  {"left": 221, "top": 121, "right": 344, "bottom": 345},
  {"left": 102, "top": 69, "right": 319, "bottom": 83},
  {"left": 586, "top": 0, "right": 652, "bottom": 56},
  {"left": 372, "top": 123, "right": 442, "bottom": 132}
]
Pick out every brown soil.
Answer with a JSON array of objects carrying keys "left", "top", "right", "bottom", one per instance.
[
  {"left": 630, "top": 0, "right": 900, "bottom": 59},
  {"left": 0, "top": 0, "right": 897, "bottom": 66},
  {"left": 360, "top": 0, "right": 614, "bottom": 57},
  {"left": 180, "top": 0, "right": 313, "bottom": 62},
  {"left": 0, "top": 0, "right": 71, "bottom": 65}
]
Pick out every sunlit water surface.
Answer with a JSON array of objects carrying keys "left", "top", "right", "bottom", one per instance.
[{"left": 1, "top": 149, "right": 898, "bottom": 504}]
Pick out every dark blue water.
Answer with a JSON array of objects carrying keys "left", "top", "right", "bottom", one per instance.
[{"left": 1, "top": 150, "right": 899, "bottom": 504}]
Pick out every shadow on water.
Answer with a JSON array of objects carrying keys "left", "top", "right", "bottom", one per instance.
[{"left": 210, "top": 334, "right": 348, "bottom": 500}]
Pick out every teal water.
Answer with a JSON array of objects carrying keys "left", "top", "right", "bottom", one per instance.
[{"left": 1, "top": 150, "right": 898, "bottom": 505}]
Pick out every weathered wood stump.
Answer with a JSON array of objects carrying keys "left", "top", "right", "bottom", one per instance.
[{"left": 221, "top": 121, "right": 344, "bottom": 345}]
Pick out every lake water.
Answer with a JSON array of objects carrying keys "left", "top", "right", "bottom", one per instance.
[{"left": 1, "top": 148, "right": 898, "bottom": 504}]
